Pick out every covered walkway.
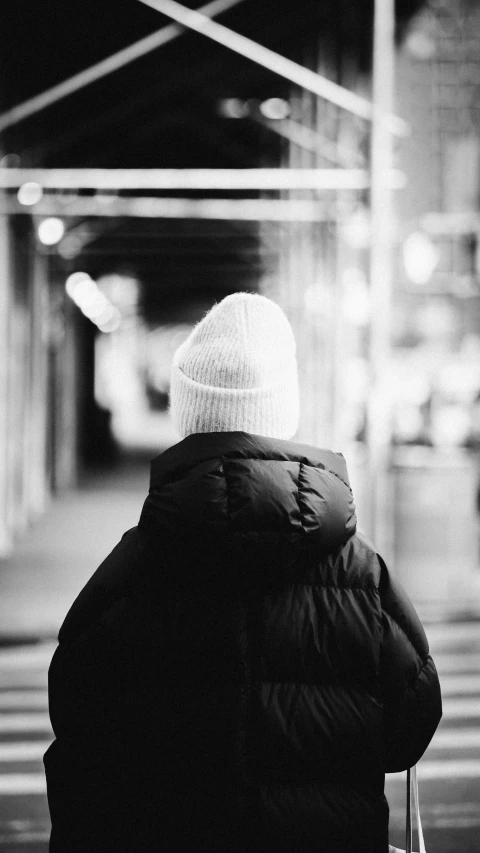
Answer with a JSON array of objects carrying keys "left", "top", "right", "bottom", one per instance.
[{"left": 0, "top": 458, "right": 152, "bottom": 642}]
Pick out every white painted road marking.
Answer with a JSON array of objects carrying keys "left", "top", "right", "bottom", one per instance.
[
  {"left": 426, "top": 623, "right": 480, "bottom": 645},
  {"left": 0, "top": 644, "right": 55, "bottom": 669},
  {"left": 0, "top": 741, "right": 52, "bottom": 761},
  {"left": 0, "top": 714, "right": 52, "bottom": 733},
  {"left": 0, "top": 691, "right": 48, "bottom": 709},
  {"left": 439, "top": 674, "right": 480, "bottom": 694},
  {"left": 0, "top": 774, "right": 47, "bottom": 794},
  {"left": 441, "top": 697, "right": 480, "bottom": 718},
  {"left": 429, "top": 727, "right": 480, "bottom": 748},
  {"left": 388, "top": 759, "right": 480, "bottom": 780},
  {"left": 432, "top": 654, "right": 480, "bottom": 673}
]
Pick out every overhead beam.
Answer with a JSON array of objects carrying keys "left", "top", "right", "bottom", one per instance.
[
  {"left": 0, "top": 167, "right": 405, "bottom": 191},
  {"left": 138, "top": 0, "right": 410, "bottom": 137},
  {"left": 0, "top": 0, "right": 244, "bottom": 134},
  {"left": 0, "top": 196, "right": 345, "bottom": 221},
  {"left": 421, "top": 211, "right": 480, "bottom": 235}
]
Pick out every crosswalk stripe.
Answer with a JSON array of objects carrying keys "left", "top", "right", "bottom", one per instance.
[
  {"left": 389, "top": 759, "right": 480, "bottom": 780},
  {"left": 0, "top": 714, "right": 52, "bottom": 733},
  {"left": 418, "top": 759, "right": 480, "bottom": 779},
  {"left": 0, "top": 741, "right": 52, "bottom": 761},
  {"left": 0, "top": 774, "right": 47, "bottom": 794},
  {"left": 0, "top": 644, "right": 55, "bottom": 669},
  {"left": 0, "top": 830, "right": 50, "bottom": 843},
  {"left": 426, "top": 623, "right": 480, "bottom": 644},
  {"left": 432, "top": 654, "right": 480, "bottom": 673},
  {"left": 0, "top": 819, "right": 50, "bottom": 843},
  {"left": 429, "top": 727, "right": 480, "bottom": 748},
  {"left": 0, "top": 671, "right": 47, "bottom": 688},
  {"left": 441, "top": 697, "right": 480, "bottom": 718},
  {"left": 438, "top": 674, "right": 480, "bottom": 694},
  {"left": 0, "top": 691, "right": 48, "bottom": 709},
  {"left": 389, "top": 800, "right": 480, "bottom": 829}
]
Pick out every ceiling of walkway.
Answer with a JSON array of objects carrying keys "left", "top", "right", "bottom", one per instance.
[{"left": 1, "top": 0, "right": 424, "bottom": 320}]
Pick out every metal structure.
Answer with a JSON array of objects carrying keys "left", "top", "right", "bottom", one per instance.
[
  {"left": 0, "top": 0, "right": 245, "bottom": 133},
  {"left": 367, "top": 0, "right": 396, "bottom": 554},
  {"left": 138, "top": 0, "right": 408, "bottom": 135},
  {"left": 0, "top": 0, "right": 414, "bottom": 556}
]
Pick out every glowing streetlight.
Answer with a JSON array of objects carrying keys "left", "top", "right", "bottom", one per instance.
[
  {"left": 37, "top": 217, "right": 65, "bottom": 245},
  {"left": 259, "top": 98, "right": 290, "bottom": 120},
  {"left": 17, "top": 182, "right": 43, "bottom": 206},
  {"left": 65, "top": 271, "right": 92, "bottom": 299},
  {"left": 97, "top": 306, "right": 122, "bottom": 333},
  {"left": 403, "top": 231, "right": 439, "bottom": 285},
  {"left": 69, "top": 277, "right": 98, "bottom": 308},
  {"left": 218, "top": 98, "right": 248, "bottom": 118},
  {"left": 81, "top": 293, "right": 110, "bottom": 321},
  {"left": 64, "top": 270, "right": 122, "bottom": 332}
]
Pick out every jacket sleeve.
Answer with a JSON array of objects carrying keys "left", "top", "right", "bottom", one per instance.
[
  {"left": 44, "top": 525, "right": 162, "bottom": 852},
  {"left": 378, "top": 554, "right": 442, "bottom": 772}
]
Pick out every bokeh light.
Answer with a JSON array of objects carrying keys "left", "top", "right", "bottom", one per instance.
[
  {"left": 37, "top": 217, "right": 65, "bottom": 246},
  {"left": 259, "top": 98, "right": 291, "bottom": 120},
  {"left": 64, "top": 273, "right": 122, "bottom": 333},
  {"left": 97, "top": 306, "right": 122, "bottom": 333},
  {"left": 403, "top": 231, "right": 439, "bottom": 285},
  {"left": 17, "top": 182, "right": 43, "bottom": 206},
  {"left": 218, "top": 98, "right": 249, "bottom": 119},
  {"left": 65, "top": 271, "right": 92, "bottom": 299}
]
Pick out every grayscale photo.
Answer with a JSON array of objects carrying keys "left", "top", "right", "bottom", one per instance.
[{"left": 1, "top": 1, "right": 479, "bottom": 851}]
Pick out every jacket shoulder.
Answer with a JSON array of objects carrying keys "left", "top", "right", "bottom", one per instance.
[
  {"left": 335, "top": 531, "right": 430, "bottom": 662},
  {"left": 329, "top": 529, "right": 383, "bottom": 589},
  {"left": 58, "top": 526, "right": 152, "bottom": 646}
]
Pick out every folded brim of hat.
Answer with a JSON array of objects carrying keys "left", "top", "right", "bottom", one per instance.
[{"left": 170, "top": 359, "right": 300, "bottom": 440}]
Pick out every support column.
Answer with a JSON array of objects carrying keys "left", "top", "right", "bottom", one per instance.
[
  {"left": 26, "top": 238, "right": 49, "bottom": 517},
  {"left": 0, "top": 214, "right": 12, "bottom": 554},
  {"left": 366, "top": 0, "right": 395, "bottom": 559}
]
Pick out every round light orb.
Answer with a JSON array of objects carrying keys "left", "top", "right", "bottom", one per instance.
[
  {"left": 17, "top": 182, "right": 43, "bottom": 206},
  {"left": 97, "top": 306, "right": 122, "bottom": 333},
  {"left": 37, "top": 217, "right": 65, "bottom": 246},
  {"left": 97, "top": 273, "right": 139, "bottom": 308},
  {"left": 403, "top": 231, "right": 438, "bottom": 285},
  {"left": 218, "top": 98, "right": 249, "bottom": 119},
  {"left": 259, "top": 98, "right": 290, "bottom": 120},
  {"left": 81, "top": 293, "right": 110, "bottom": 321},
  {"left": 65, "top": 271, "right": 92, "bottom": 299},
  {"left": 71, "top": 278, "right": 99, "bottom": 309}
]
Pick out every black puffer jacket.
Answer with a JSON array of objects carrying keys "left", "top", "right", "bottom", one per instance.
[{"left": 45, "top": 432, "right": 442, "bottom": 853}]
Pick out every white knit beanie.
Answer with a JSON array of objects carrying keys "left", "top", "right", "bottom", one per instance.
[{"left": 170, "top": 292, "right": 299, "bottom": 439}]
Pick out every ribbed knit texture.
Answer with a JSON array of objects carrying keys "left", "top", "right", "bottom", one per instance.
[{"left": 170, "top": 292, "right": 299, "bottom": 439}]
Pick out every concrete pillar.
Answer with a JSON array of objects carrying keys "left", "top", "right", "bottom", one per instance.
[
  {"left": 25, "top": 240, "right": 49, "bottom": 518},
  {"left": 0, "top": 214, "right": 12, "bottom": 554}
]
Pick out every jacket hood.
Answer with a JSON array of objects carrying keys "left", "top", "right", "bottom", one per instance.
[{"left": 140, "top": 432, "right": 357, "bottom": 557}]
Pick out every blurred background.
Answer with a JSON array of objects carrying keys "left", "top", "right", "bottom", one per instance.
[{"left": 2, "top": 0, "right": 480, "bottom": 850}]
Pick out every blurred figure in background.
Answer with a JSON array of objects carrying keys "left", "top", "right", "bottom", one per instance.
[{"left": 44, "top": 293, "right": 442, "bottom": 853}]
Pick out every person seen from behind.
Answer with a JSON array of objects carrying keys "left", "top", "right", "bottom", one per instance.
[{"left": 44, "top": 292, "right": 442, "bottom": 853}]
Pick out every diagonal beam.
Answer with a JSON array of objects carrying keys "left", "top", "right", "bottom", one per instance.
[
  {"left": 137, "top": 0, "right": 410, "bottom": 137},
  {"left": 0, "top": 0, "right": 245, "bottom": 134},
  {"left": 254, "top": 117, "right": 364, "bottom": 168},
  {"left": 0, "top": 167, "right": 406, "bottom": 191}
]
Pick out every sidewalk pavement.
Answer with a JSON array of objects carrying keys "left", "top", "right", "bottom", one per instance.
[
  {"left": 0, "top": 460, "right": 151, "bottom": 642},
  {"left": 1, "top": 448, "right": 480, "bottom": 643}
]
